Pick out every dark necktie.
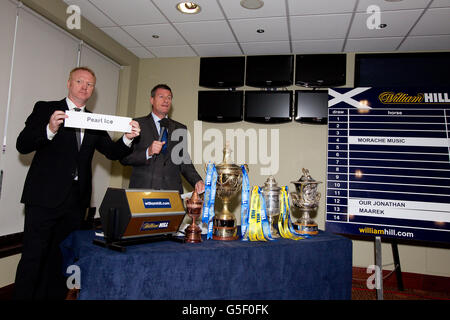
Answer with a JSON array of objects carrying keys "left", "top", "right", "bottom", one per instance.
[
  {"left": 73, "top": 107, "right": 82, "bottom": 150},
  {"left": 159, "top": 121, "right": 168, "bottom": 154},
  {"left": 73, "top": 107, "right": 82, "bottom": 180}
]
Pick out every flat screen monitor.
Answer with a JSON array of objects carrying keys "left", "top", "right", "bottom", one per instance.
[
  {"left": 355, "top": 52, "right": 450, "bottom": 87},
  {"left": 294, "top": 90, "right": 328, "bottom": 124},
  {"left": 244, "top": 91, "right": 292, "bottom": 123},
  {"left": 198, "top": 90, "right": 243, "bottom": 123},
  {"left": 199, "top": 56, "right": 245, "bottom": 88},
  {"left": 246, "top": 55, "right": 294, "bottom": 88},
  {"left": 295, "top": 54, "right": 346, "bottom": 87}
]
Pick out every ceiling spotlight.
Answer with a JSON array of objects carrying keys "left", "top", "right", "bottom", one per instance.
[
  {"left": 240, "top": 0, "right": 264, "bottom": 10},
  {"left": 378, "top": 23, "right": 387, "bottom": 29},
  {"left": 176, "top": 2, "right": 201, "bottom": 14},
  {"left": 256, "top": 28, "right": 265, "bottom": 33},
  {"left": 152, "top": 34, "right": 160, "bottom": 39}
]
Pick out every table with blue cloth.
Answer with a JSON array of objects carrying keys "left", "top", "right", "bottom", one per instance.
[{"left": 61, "top": 230, "right": 352, "bottom": 300}]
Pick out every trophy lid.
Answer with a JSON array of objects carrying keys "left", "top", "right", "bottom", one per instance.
[
  {"left": 262, "top": 175, "right": 281, "bottom": 192},
  {"left": 190, "top": 190, "right": 201, "bottom": 202},
  {"left": 216, "top": 142, "right": 242, "bottom": 173},
  {"left": 186, "top": 189, "right": 203, "bottom": 206},
  {"left": 291, "top": 168, "right": 322, "bottom": 185}
]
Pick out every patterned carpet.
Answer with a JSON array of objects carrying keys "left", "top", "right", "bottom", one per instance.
[{"left": 352, "top": 281, "right": 450, "bottom": 300}]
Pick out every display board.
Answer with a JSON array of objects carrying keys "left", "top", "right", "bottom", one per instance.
[{"left": 325, "top": 87, "right": 450, "bottom": 243}]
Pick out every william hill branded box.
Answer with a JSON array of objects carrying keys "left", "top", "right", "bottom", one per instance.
[{"left": 99, "top": 188, "right": 185, "bottom": 241}]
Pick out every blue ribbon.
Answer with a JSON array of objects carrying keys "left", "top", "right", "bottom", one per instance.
[
  {"left": 240, "top": 166, "right": 250, "bottom": 240},
  {"left": 202, "top": 163, "right": 217, "bottom": 240}
]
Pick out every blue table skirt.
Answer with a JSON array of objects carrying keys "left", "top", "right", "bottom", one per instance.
[{"left": 61, "top": 230, "right": 352, "bottom": 300}]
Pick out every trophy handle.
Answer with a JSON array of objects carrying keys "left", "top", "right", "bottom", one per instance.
[{"left": 290, "top": 192, "right": 301, "bottom": 207}]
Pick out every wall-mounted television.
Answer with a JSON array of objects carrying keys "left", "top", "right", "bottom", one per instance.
[
  {"left": 246, "top": 55, "right": 294, "bottom": 88},
  {"left": 295, "top": 54, "right": 346, "bottom": 88},
  {"left": 355, "top": 52, "right": 450, "bottom": 87},
  {"left": 199, "top": 56, "right": 245, "bottom": 88},
  {"left": 294, "top": 90, "right": 328, "bottom": 124},
  {"left": 244, "top": 90, "right": 292, "bottom": 124},
  {"left": 198, "top": 90, "right": 243, "bottom": 123}
]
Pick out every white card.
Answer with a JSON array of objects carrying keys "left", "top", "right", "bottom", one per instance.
[{"left": 64, "top": 110, "right": 132, "bottom": 133}]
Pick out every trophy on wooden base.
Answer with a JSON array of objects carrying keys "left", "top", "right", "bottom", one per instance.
[
  {"left": 211, "top": 145, "right": 248, "bottom": 241},
  {"left": 290, "top": 168, "right": 322, "bottom": 236},
  {"left": 184, "top": 190, "right": 203, "bottom": 243}
]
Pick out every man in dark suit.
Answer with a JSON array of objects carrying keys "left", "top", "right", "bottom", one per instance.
[
  {"left": 120, "top": 84, "right": 204, "bottom": 195},
  {"left": 14, "top": 67, "right": 141, "bottom": 300}
]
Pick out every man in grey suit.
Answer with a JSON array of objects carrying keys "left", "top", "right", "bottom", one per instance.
[{"left": 121, "top": 84, "right": 204, "bottom": 195}]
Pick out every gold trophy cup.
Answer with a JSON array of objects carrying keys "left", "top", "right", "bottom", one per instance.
[{"left": 208, "top": 145, "right": 248, "bottom": 241}]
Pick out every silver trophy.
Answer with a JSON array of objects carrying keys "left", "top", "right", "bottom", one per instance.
[
  {"left": 290, "top": 168, "right": 322, "bottom": 236},
  {"left": 261, "top": 176, "right": 281, "bottom": 238}
]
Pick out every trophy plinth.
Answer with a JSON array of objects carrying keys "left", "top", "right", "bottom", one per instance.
[
  {"left": 184, "top": 190, "right": 203, "bottom": 243},
  {"left": 292, "top": 208, "right": 318, "bottom": 235},
  {"left": 262, "top": 176, "right": 281, "bottom": 238},
  {"left": 212, "top": 145, "right": 248, "bottom": 241},
  {"left": 290, "top": 168, "right": 322, "bottom": 236}
]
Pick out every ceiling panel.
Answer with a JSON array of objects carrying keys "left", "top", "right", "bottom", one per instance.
[
  {"left": 410, "top": 7, "right": 450, "bottom": 35},
  {"left": 400, "top": 34, "right": 450, "bottom": 51},
  {"left": 64, "top": 0, "right": 450, "bottom": 58},
  {"left": 348, "top": 9, "right": 423, "bottom": 38},
  {"left": 230, "top": 17, "right": 289, "bottom": 42},
  {"left": 90, "top": 0, "right": 166, "bottom": 25},
  {"left": 288, "top": 0, "right": 357, "bottom": 15},
  {"left": 356, "top": 0, "right": 431, "bottom": 12},
  {"left": 152, "top": 0, "right": 225, "bottom": 22},
  {"left": 123, "top": 24, "right": 187, "bottom": 46},
  {"left": 219, "top": 0, "right": 286, "bottom": 19},
  {"left": 100, "top": 26, "right": 141, "bottom": 47},
  {"left": 174, "top": 20, "right": 236, "bottom": 44},
  {"left": 290, "top": 13, "right": 352, "bottom": 40},
  {"left": 431, "top": 0, "right": 450, "bottom": 8}
]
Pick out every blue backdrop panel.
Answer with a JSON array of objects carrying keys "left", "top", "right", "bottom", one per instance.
[{"left": 326, "top": 87, "right": 450, "bottom": 243}]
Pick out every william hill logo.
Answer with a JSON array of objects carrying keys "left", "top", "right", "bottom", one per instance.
[
  {"left": 143, "top": 198, "right": 171, "bottom": 209},
  {"left": 379, "top": 91, "right": 450, "bottom": 104},
  {"left": 140, "top": 221, "right": 169, "bottom": 231},
  {"left": 378, "top": 92, "right": 423, "bottom": 104}
]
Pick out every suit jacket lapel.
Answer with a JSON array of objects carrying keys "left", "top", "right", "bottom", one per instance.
[
  {"left": 146, "top": 113, "right": 160, "bottom": 141},
  {"left": 56, "top": 99, "right": 80, "bottom": 152},
  {"left": 167, "top": 119, "right": 176, "bottom": 151},
  {"left": 51, "top": 98, "right": 68, "bottom": 113}
]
